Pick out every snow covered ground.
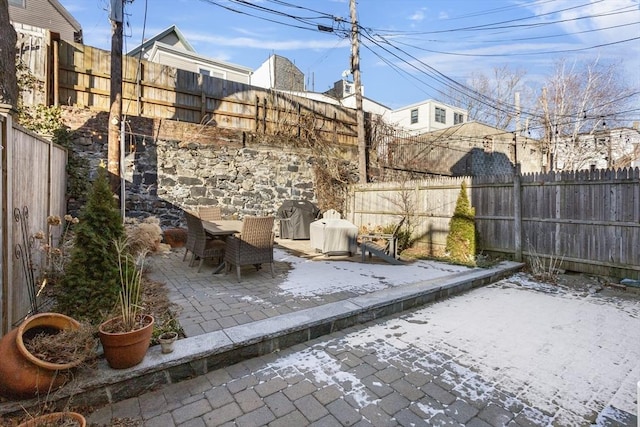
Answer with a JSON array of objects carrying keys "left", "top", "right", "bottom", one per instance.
[
  {"left": 274, "top": 247, "right": 471, "bottom": 297},
  {"left": 266, "top": 272, "right": 640, "bottom": 425}
]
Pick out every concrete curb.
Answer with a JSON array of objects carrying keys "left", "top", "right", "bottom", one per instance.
[{"left": 0, "top": 261, "right": 523, "bottom": 417}]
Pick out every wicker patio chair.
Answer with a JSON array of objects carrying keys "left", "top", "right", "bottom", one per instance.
[
  {"left": 183, "top": 211, "right": 226, "bottom": 272},
  {"left": 224, "top": 216, "right": 275, "bottom": 282},
  {"left": 197, "top": 206, "right": 222, "bottom": 222}
]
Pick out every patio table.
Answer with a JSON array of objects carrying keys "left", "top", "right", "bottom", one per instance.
[
  {"left": 202, "top": 220, "right": 243, "bottom": 273},
  {"left": 202, "top": 220, "right": 243, "bottom": 237},
  {"left": 309, "top": 218, "right": 358, "bottom": 256}
]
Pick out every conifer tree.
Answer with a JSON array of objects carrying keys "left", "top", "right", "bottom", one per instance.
[
  {"left": 445, "top": 181, "right": 476, "bottom": 266},
  {"left": 56, "top": 167, "right": 124, "bottom": 324}
]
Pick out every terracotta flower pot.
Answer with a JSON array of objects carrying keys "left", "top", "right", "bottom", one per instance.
[
  {"left": 0, "top": 313, "right": 82, "bottom": 398},
  {"left": 18, "top": 411, "right": 86, "bottom": 427},
  {"left": 98, "top": 314, "right": 154, "bottom": 369}
]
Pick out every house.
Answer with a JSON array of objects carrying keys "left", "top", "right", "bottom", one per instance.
[
  {"left": 552, "top": 124, "right": 640, "bottom": 171},
  {"left": 8, "top": 0, "right": 82, "bottom": 43},
  {"left": 127, "top": 25, "right": 252, "bottom": 84},
  {"left": 387, "top": 99, "right": 468, "bottom": 135},
  {"left": 273, "top": 78, "right": 390, "bottom": 116},
  {"left": 323, "top": 78, "right": 390, "bottom": 116},
  {"left": 251, "top": 54, "right": 304, "bottom": 91}
]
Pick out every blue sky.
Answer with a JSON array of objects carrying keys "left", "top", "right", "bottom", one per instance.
[{"left": 59, "top": 0, "right": 640, "bottom": 111}]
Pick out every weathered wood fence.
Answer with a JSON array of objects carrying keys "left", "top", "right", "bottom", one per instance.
[
  {"left": 0, "top": 112, "right": 67, "bottom": 336},
  {"left": 56, "top": 42, "right": 359, "bottom": 145},
  {"left": 14, "top": 24, "right": 50, "bottom": 106},
  {"left": 346, "top": 167, "right": 640, "bottom": 279}
]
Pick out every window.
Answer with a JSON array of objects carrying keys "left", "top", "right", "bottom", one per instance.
[
  {"left": 454, "top": 112, "right": 464, "bottom": 125},
  {"left": 435, "top": 107, "right": 446, "bottom": 124},
  {"left": 9, "top": 0, "right": 26, "bottom": 7},
  {"left": 199, "top": 69, "right": 210, "bottom": 76},
  {"left": 410, "top": 108, "right": 418, "bottom": 124}
]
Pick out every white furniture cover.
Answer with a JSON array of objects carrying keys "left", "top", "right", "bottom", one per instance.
[{"left": 310, "top": 219, "right": 358, "bottom": 255}]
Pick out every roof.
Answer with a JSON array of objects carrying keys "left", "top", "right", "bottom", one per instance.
[
  {"left": 393, "top": 98, "right": 466, "bottom": 113},
  {"left": 420, "top": 120, "right": 539, "bottom": 143},
  {"left": 127, "top": 25, "right": 195, "bottom": 57},
  {"left": 145, "top": 42, "right": 253, "bottom": 74}
]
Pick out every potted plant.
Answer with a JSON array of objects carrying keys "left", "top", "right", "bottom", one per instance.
[
  {"left": 0, "top": 312, "right": 95, "bottom": 398},
  {"left": 153, "top": 315, "right": 181, "bottom": 354},
  {"left": 158, "top": 331, "right": 178, "bottom": 354},
  {"left": 17, "top": 411, "right": 86, "bottom": 427},
  {"left": 98, "top": 239, "right": 154, "bottom": 369}
]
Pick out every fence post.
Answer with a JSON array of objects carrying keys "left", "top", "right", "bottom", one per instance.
[
  {"left": 254, "top": 96, "right": 259, "bottom": 133},
  {"left": 0, "top": 112, "right": 6, "bottom": 335},
  {"left": 513, "top": 164, "right": 522, "bottom": 262},
  {"left": 262, "top": 97, "right": 267, "bottom": 134}
]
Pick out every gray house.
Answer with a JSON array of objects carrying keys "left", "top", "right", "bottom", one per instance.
[
  {"left": 8, "top": 0, "right": 82, "bottom": 43},
  {"left": 127, "top": 25, "right": 253, "bottom": 84}
]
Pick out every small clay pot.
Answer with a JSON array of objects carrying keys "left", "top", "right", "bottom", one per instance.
[{"left": 158, "top": 331, "right": 178, "bottom": 354}]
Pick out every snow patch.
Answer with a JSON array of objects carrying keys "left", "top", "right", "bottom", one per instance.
[
  {"left": 266, "top": 345, "right": 378, "bottom": 408},
  {"left": 274, "top": 248, "right": 470, "bottom": 297}
]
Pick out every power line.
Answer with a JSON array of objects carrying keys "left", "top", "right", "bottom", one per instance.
[
  {"left": 395, "top": 20, "right": 640, "bottom": 47},
  {"left": 392, "top": 34, "right": 640, "bottom": 58},
  {"left": 186, "top": 0, "right": 638, "bottom": 127}
]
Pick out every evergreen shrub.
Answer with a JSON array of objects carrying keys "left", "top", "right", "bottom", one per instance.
[
  {"left": 55, "top": 167, "right": 124, "bottom": 324},
  {"left": 445, "top": 181, "right": 476, "bottom": 266}
]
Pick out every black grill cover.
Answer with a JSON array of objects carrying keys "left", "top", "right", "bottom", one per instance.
[{"left": 277, "top": 200, "right": 320, "bottom": 240}]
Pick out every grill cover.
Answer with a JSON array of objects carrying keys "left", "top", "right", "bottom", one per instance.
[{"left": 277, "top": 200, "right": 320, "bottom": 240}]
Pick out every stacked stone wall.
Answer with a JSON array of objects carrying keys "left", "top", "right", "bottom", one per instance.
[{"left": 60, "top": 107, "right": 357, "bottom": 228}]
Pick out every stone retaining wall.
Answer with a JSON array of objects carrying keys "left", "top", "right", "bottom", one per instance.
[{"left": 61, "top": 107, "right": 357, "bottom": 227}]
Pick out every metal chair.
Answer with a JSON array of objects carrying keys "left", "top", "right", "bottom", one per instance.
[
  {"left": 359, "top": 217, "right": 406, "bottom": 265},
  {"left": 183, "top": 212, "right": 225, "bottom": 272},
  {"left": 322, "top": 209, "right": 341, "bottom": 219},
  {"left": 224, "top": 216, "right": 275, "bottom": 282},
  {"left": 197, "top": 206, "right": 222, "bottom": 222}
]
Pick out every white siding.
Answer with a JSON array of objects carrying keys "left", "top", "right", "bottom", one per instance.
[{"left": 388, "top": 100, "right": 467, "bottom": 134}]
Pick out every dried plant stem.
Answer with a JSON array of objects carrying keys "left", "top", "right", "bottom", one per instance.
[{"left": 115, "top": 239, "right": 146, "bottom": 331}]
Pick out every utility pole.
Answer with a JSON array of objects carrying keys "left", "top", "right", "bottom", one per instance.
[
  {"left": 350, "top": 0, "right": 366, "bottom": 183},
  {"left": 108, "top": 0, "right": 123, "bottom": 195}
]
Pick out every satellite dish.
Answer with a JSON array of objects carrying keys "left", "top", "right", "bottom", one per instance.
[{"left": 341, "top": 69, "right": 351, "bottom": 78}]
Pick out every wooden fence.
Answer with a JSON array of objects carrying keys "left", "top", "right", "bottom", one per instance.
[
  {"left": 14, "top": 24, "right": 50, "bottom": 106},
  {"left": 345, "top": 167, "right": 640, "bottom": 279},
  {"left": 56, "top": 42, "right": 359, "bottom": 145},
  {"left": 0, "top": 112, "right": 67, "bottom": 336}
]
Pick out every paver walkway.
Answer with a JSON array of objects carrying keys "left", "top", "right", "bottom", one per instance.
[{"left": 86, "top": 275, "right": 640, "bottom": 426}]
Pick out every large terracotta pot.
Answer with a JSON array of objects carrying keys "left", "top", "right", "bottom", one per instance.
[
  {"left": 0, "top": 313, "right": 82, "bottom": 398},
  {"left": 98, "top": 314, "right": 154, "bottom": 369},
  {"left": 18, "top": 411, "right": 86, "bottom": 427}
]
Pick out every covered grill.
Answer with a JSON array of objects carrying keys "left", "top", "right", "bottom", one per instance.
[{"left": 277, "top": 200, "right": 320, "bottom": 240}]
